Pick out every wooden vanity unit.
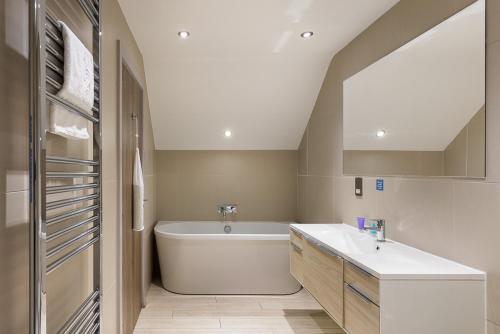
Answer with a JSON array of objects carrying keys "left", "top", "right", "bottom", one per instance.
[{"left": 289, "top": 224, "right": 486, "bottom": 334}]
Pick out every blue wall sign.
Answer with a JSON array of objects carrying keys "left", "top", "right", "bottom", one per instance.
[{"left": 376, "top": 179, "right": 384, "bottom": 191}]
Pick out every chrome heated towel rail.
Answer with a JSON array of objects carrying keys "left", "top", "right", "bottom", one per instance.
[{"left": 30, "top": 0, "right": 102, "bottom": 333}]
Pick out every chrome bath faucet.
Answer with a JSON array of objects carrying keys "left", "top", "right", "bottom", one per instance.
[{"left": 217, "top": 204, "right": 237, "bottom": 220}]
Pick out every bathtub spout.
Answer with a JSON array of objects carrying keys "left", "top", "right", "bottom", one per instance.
[{"left": 217, "top": 204, "right": 237, "bottom": 221}]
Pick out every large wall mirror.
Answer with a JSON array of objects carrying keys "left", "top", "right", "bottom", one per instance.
[{"left": 343, "top": 0, "right": 485, "bottom": 178}]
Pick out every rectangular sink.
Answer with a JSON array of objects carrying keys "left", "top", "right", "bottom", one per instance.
[{"left": 290, "top": 223, "right": 485, "bottom": 280}]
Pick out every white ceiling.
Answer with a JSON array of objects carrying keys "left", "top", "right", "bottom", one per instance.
[
  {"left": 343, "top": 0, "right": 485, "bottom": 151},
  {"left": 118, "top": 0, "right": 400, "bottom": 150}
]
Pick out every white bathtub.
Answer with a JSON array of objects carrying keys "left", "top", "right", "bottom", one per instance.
[{"left": 154, "top": 221, "right": 301, "bottom": 295}]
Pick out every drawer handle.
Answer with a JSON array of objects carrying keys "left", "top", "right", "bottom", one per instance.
[
  {"left": 291, "top": 242, "right": 303, "bottom": 254},
  {"left": 345, "top": 283, "right": 377, "bottom": 306},
  {"left": 307, "top": 238, "right": 342, "bottom": 259},
  {"left": 349, "top": 262, "right": 373, "bottom": 278}
]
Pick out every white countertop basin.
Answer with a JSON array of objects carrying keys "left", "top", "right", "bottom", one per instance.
[{"left": 290, "top": 223, "right": 485, "bottom": 281}]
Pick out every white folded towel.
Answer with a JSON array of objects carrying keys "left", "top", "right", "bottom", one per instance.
[
  {"left": 49, "top": 21, "right": 94, "bottom": 140},
  {"left": 133, "top": 148, "right": 145, "bottom": 231}
]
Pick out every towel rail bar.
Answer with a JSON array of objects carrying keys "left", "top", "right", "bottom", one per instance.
[
  {"left": 45, "top": 11, "right": 59, "bottom": 28},
  {"left": 46, "top": 76, "right": 62, "bottom": 90},
  {"left": 46, "top": 58, "right": 64, "bottom": 76},
  {"left": 45, "top": 31, "right": 62, "bottom": 48},
  {"left": 46, "top": 183, "right": 99, "bottom": 194},
  {"left": 46, "top": 204, "right": 100, "bottom": 226},
  {"left": 77, "top": 0, "right": 99, "bottom": 28},
  {"left": 46, "top": 43, "right": 64, "bottom": 62},
  {"left": 76, "top": 309, "right": 100, "bottom": 334},
  {"left": 88, "top": 322, "right": 100, "bottom": 334},
  {"left": 47, "top": 225, "right": 99, "bottom": 258},
  {"left": 62, "top": 302, "right": 99, "bottom": 334},
  {"left": 46, "top": 171, "right": 99, "bottom": 178},
  {"left": 57, "top": 290, "right": 99, "bottom": 334},
  {"left": 46, "top": 156, "right": 100, "bottom": 166},
  {"left": 46, "top": 28, "right": 63, "bottom": 46},
  {"left": 47, "top": 215, "right": 99, "bottom": 241},
  {"left": 45, "top": 183, "right": 99, "bottom": 194},
  {"left": 46, "top": 235, "right": 99, "bottom": 274},
  {"left": 84, "top": 0, "right": 99, "bottom": 18},
  {"left": 46, "top": 193, "right": 99, "bottom": 210},
  {"left": 73, "top": 304, "right": 100, "bottom": 334}
]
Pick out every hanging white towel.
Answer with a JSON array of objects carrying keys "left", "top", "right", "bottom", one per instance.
[
  {"left": 49, "top": 21, "right": 94, "bottom": 140},
  {"left": 133, "top": 148, "right": 145, "bottom": 231}
]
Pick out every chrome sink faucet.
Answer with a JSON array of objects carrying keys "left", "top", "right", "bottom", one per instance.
[
  {"left": 217, "top": 204, "right": 237, "bottom": 221},
  {"left": 365, "top": 218, "right": 386, "bottom": 242}
]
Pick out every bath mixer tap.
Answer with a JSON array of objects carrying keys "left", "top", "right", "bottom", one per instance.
[
  {"left": 365, "top": 219, "right": 386, "bottom": 242},
  {"left": 217, "top": 204, "right": 237, "bottom": 220}
]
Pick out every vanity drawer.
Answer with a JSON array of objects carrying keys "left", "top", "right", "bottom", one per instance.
[
  {"left": 303, "top": 239, "right": 344, "bottom": 326},
  {"left": 344, "top": 261, "right": 379, "bottom": 305},
  {"left": 344, "top": 283, "right": 380, "bottom": 334},
  {"left": 289, "top": 230, "right": 304, "bottom": 283}
]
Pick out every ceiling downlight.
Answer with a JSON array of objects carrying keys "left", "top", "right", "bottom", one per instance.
[
  {"left": 300, "top": 31, "right": 314, "bottom": 38},
  {"left": 178, "top": 31, "right": 190, "bottom": 39}
]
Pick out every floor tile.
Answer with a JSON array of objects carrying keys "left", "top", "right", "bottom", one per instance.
[{"left": 134, "top": 283, "right": 343, "bottom": 333}]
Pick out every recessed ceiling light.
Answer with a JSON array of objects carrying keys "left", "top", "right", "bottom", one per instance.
[
  {"left": 300, "top": 31, "right": 314, "bottom": 39},
  {"left": 224, "top": 130, "right": 232, "bottom": 138},
  {"left": 178, "top": 31, "right": 190, "bottom": 39},
  {"left": 376, "top": 130, "right": 386, "bottom": 138}
]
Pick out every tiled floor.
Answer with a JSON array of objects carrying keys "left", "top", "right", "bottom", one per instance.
[{"left": 134, "top": 283, "right": 344, "bottom": 334}]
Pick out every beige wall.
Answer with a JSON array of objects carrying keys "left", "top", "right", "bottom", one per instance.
[
  {"left": 0, "top": 0, "right": 29, "bottom": 332},
  {"left": 156, "top": 151, "right": 297, "bottom": 222},
  {"left": 298, "top": 0, "right": 500, "bottom": 331},
  {"left": 101, "top": 0, "right": 157, "bottom": 332}
]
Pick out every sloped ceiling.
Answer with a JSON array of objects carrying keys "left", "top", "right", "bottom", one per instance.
[{"left": 118, "top": 0, "right": 399, "bottom": 149}]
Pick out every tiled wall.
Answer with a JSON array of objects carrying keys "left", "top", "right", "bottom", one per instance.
[
  {"left": 298, "top": 0, "right": 500, "bottom": 331},
  {"left": 101, "top": 0, "right": 156, "bottom": 332},
  {"left": 156, "top": 150, "right": 297, "bottom": 222},
  {"left": 0, "top": 0, "right": 29, "bottom": 332}
]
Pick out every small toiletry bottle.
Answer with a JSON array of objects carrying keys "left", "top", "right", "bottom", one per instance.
[{"left": 370, "top": 222, "right": 377, "bottom": 237}]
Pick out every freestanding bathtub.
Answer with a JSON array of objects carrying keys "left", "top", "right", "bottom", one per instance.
[{"left": 154, "top": 221, "right": 301, "bottom": 295}]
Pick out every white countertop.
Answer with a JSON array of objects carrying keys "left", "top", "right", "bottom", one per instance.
[{"left": 290, "top": 223, "right": 485, "bottom": 281}]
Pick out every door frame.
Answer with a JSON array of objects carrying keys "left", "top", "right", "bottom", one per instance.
[{"left": 117, "top": 40, "right": 145, "bottom": 334}]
